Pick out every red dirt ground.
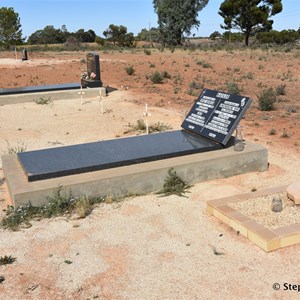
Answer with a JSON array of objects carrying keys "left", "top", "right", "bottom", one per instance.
[{"left": 0, "top": 48, "right": 299, "bottom": 153}]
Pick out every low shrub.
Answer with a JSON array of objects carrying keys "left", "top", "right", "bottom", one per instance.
[
  {"left": 34, "top": 96, "right": 52, "bottom": 105},
  {"left": 156, "top": 168, "right": 191, "bottom": 197},
  {"left": 276, "top": 84, "right": 286, "bottom": 95},
  {"left": 144, "top": 49, "right": 151, "bottom": 55},
  {"left": 125, "top": 65, "right": 135, "bottom": 75},
  {"left": 150, "top": 71, "right": 163, "bottom": 84},
  {"left": 225, "top": 82, "right": 243, "bottom": 95},
  {"left": 257, "top": 88, "right": 277, "bottom": 111}
]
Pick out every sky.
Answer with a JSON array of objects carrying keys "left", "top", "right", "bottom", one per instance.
[{"left": 2, "top": 0, "right": 300, "bottom": 40}]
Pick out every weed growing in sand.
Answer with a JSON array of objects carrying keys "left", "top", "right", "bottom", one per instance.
[
  {"left": 196, "top": 59, "right": 212, "bottom": 68},
  {"left": 257, "top": 88, "right": 277, "bottom": 111},
  {"left": 124, "top": 119, "right": 172, "bottom": 134},
  {"left": 124, "top": 65, "right": 135, "bottom": 75},
  {"left": 173, "top": 74, "right": 183, "bottom": 85},
  {"left": 268, "top": 128, "right": 277, "bottom": 135},
  {"left": 34, "top": 96, "right": 52, "bottom": 105},
  {"left": 144, "top": 49, "right": 151, "bottom": 55},
  {"left": 275, "top": 84, "right": 286, "bottom": 96},
  {"left": 224, "top": 82, "right": 243, "bottom": 95},
  {"left": 156, "top": 168, "right": 192, "bottom": 197},
  {"left": 245, "top": 72, "right": 254, "bottom": 80},
  {"left": 286, "top": 105, "right": 297, "bottom": 113},
  {"left": 281, "top": 128, "right": 290, "bottom": 138},
  {"left": 75, "top": 195, "right": 93, "bottom": 219},
  {"left": 189, "top": 80, "right": 204, "bottom": 90},
  {"left": 5, "top": 140, "right": 27, "bottom": 154},
  {"left": 161, "top": 70, "right": 171, "bottom": 79},
  {"left": 174, "top": 87, "right": 181, "bottom": 94},
  {"left": 150, "top": 71, "right": 163, "bottom": 84},
  {"left": 0, "top": 255, "right": 17, "bottom": 266},
  {"left": 0, "top": 187, "right": 105, "bottom": 230}
]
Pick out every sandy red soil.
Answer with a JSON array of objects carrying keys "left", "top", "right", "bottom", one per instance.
[{"left": 0, "top": 48, "right": 299, "bottom": 153}]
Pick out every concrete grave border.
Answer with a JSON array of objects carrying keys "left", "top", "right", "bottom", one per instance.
[
  {"left": 207, "top": 185, "right": 300, "bottom": 252},
  {"left": 3, "top": 141, "right": 267, "bottom": 208}
]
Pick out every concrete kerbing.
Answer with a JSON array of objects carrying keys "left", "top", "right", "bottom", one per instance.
[
  {"left": 207, "top": 186, "right": 300, "bottom": 252},
  {"left": 2, "top": 141, "right": 268, "bottom": 207},
  {"left": 0, "top": 87, "right": 106, "bottom": 105}
]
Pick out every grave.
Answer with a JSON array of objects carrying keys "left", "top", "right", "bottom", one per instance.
[
  {"left": 2, "top": 89, "right": 268, "bottom": 207},
  {"left": 22, "top": 48, "right": 28, "bottom": 61},
  {"left": 81, "top": 52, "right": 103, "bottom": 88}
]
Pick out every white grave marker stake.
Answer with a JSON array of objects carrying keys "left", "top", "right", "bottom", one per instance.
[
  {"left": 100, "top": 97, "right": 104, "bottom": 114},
  {"left": 143, "top": 103, "right": 151, "bottom": 135},
  {"left": 99, "top": 89, "right": 104, "bottom": 114},
  {"left": 78, "top": 85, "right": 85, "bottom": 105}
]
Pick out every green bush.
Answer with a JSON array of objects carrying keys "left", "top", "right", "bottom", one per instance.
[
  {"left": 0, "top": 187, "right": 105, "bottom": 230},
  {"left": 125, "top": 65, "right": 135, "bottom": 75},
  {"left": 161, "top": 70, "right": 171, "bottom": 79},
  {"left": 150, "top": 71, "right": 163, "bottom": 84},
  {"left": 34, "top": 96, "right": 52, "bottom": 105},
  {"left": 276, "top": 84, "right": 286, "bottom": 95},
  {"left": 225, "top": 82, "right": 243, "bottom": 95},
  {"left": 144, "top": 49, "right": 151, "bottom": 55},
  {"left": 189, "top": 80, "right": 204, "bottom": 90},
  {"left": 257, "top": 88, "right": 277, "bottom": 111},
  {"left": 156, "top": 168, "right": 191, "bottom": 197}
]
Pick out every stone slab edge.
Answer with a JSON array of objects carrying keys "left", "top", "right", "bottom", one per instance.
[{"left": 2, "top": 141, "right": 268, "bottom": 208}]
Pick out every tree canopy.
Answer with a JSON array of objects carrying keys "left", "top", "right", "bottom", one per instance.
[
  {"left": 0, "top": 7, "right": 23, "bottom": 48},
  {"left": 219, "top": 0, "right": 283, "bottom": 46},
  {"left": 27, "top": 25, "right": 96, "bottom": 44},
  {"left": 103, "top": 24, "right": 134, "bottom": 47},
  {"left": 153, "top": 0, "right": 209, "bottom": 46}
]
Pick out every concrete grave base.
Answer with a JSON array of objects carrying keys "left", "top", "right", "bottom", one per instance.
[
  {"left": 2, "top": 141, "right": 268, "bottom": 208},
  {"left": 0, "top": 87, "right": 106, "bottom": 105}
]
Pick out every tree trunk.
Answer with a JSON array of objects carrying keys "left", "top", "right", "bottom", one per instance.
[{"left": 245, "top": 32, "right": 250, "bottom": 46}]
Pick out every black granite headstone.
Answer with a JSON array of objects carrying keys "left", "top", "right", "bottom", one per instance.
[
  {"left": 181, "top": 89, "right": 252, "bottom": 145},
  {"left": 81, "top": 52, "right": 102, "bottom": 88},
  {"left": 22, "top": 49, "right": 28, "bottom": 61},
  {"left": 18, "top": 130, "right": 223, "bottom": 182}
]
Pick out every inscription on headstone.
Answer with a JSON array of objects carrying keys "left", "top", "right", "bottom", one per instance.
[{"left": 181, "top": 89, "right": 252, "bottom": 145}]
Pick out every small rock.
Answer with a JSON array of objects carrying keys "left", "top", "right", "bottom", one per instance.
[
  {"left": 271, "top": 195, "right": 283, "bottom": 212},
  {"left": 287, "top": 182, "right": 300, "bottom": 205}
]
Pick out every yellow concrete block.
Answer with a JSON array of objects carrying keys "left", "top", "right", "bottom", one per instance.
[
  {"left": 248, "top": 231, "right": 268, "bottom": 251},
  {"left": 229, "top": 219, "right": 248, "bottom": 237},
  {"left": 213, "top": 209, "right": 229, "bottom": 225},
  {"left": 206, "top": 204, "right": 214, "bottom": 215},
  {"left": 280, "top": 233, "right": 300, "bottom": 248}
]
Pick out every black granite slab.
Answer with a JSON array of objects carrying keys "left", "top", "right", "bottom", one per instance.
[
  {"left": 181, "top": 89, "right": 252, "bottom": 146},
  {"left": 18, "top": 130, "right": 223, "bottom": 182},
  {"left": 0, "top": 83, "right": 81, "bottom": 96}
]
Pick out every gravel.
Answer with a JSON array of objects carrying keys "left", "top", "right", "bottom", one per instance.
[{"left": 228, "top": 192, "right": 300, "bottom": 229}]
